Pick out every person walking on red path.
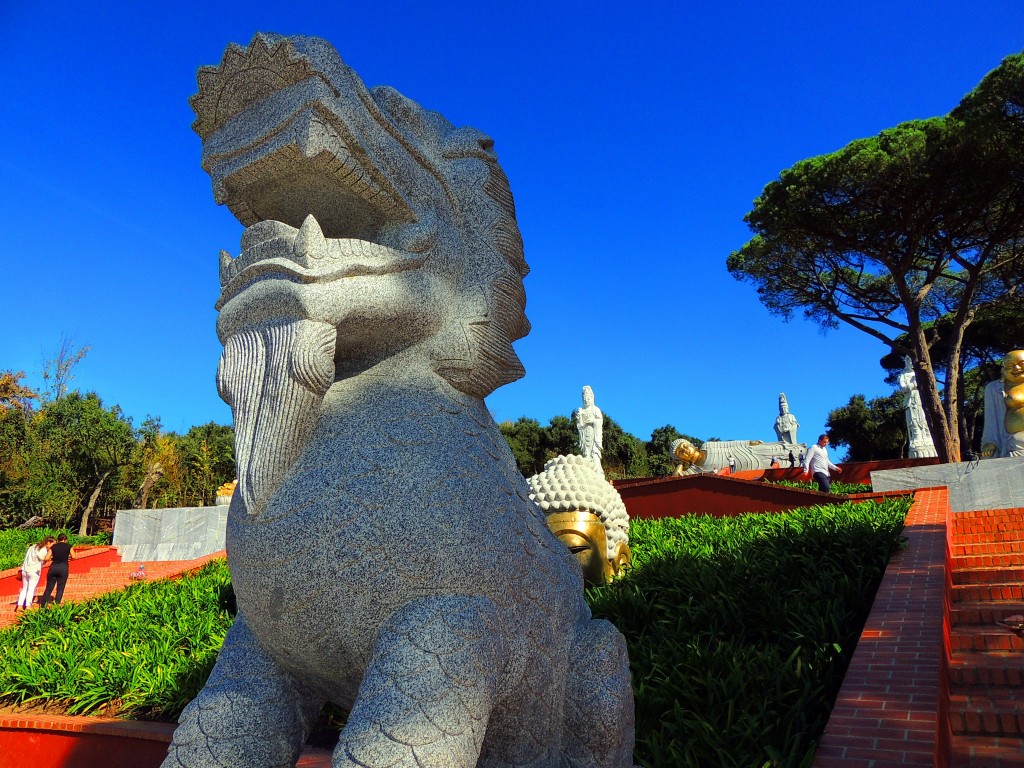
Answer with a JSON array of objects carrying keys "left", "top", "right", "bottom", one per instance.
[
  {"left": 40, "top": 533, "right": 75, "bottom": 607},
  {"left": 803, "top": 433, "right": 842, "bottom": 493},
  {"left": 16, "top": 536, "right": 54, "bottom": 611}
]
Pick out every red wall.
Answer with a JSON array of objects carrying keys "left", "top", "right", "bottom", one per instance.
[{"left": 0, "top": 729, "right": 169, "bottom": 768}]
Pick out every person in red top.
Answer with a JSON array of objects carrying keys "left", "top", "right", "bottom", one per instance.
[{"left": 40, "top": 533, "right": 75, "bottom": 607}]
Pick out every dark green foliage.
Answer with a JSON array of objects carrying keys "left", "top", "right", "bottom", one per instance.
[
  {"left": 825, "top": 392, "right": 906, "bottom": 461},
  {"left": 498, "top": 417, "right": 548, "bottom": 476},
  {"left": 601, "top": 415, "right": 650, "bottom": 479},
  {"left": 0, "top": 560, "right": 233, "bottom": 719},
  {"left": 0, "top": 392, "right": 236, "bottom": 529},
  {"left": 878, "top": 297, "right": 1024, "bottom": 449},
  {"left": 587, "top": 498, "right": 910, "bottom": 768},
  {"left": 174, "top": 422, "right": 236, "bottom": 507}
]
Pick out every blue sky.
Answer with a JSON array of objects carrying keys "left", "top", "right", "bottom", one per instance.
[{"left": 2, "top": 1, "right": 1022, "bottom": 447}]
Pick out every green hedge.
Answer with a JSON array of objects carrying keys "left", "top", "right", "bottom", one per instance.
[
  {"left": 0, "top": 528, "right": 111, "bottom": 571},
  {"left": 587, "top": 497, "right": 909, "bottom": 767}
]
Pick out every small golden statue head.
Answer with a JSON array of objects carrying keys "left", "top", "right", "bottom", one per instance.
[
  {"left": 671, "top": 438, "right": 706, "bottom": 474},
  {"left": 1003, "top": 350, "right": 1024, "bottom": 386},
  {"left": 545, "top": 510, "right": 631, "bottom": 585}
]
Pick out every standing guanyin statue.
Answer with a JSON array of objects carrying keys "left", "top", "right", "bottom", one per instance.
[
  {"left": 773, "top": 393, "right": 799, "bottom": 445},
  {"left": 575, "top": 385, "right": 604, "bottom": 475}
]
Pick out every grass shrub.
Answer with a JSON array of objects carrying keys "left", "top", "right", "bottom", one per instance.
[
  {"left": 0, "top": 528, "right": 112, "bottom": 571},
  {"left": 587, "top": 497, "right": 910, "bottom": 768},
  {"left": 0, "top": 559, "right": 231, "bottom": 719}
]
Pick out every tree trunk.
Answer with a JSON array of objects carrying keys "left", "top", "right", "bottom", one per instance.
[
  {"left": 79, "top": 470, "right": 111, "bottom": 536},
  {"left": 135, "top": 461, "right": 163, "bottom": 510}
]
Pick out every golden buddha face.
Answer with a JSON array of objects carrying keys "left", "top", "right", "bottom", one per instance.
[
  {"left": 672, "top": 439, "right": 704, "bottom": 469},
  {"left": 1003, "top": 351, "right": 1024, "bottom": 387},
  {"left": 546, "top": 510, "right": 620, "bottom": 585}
]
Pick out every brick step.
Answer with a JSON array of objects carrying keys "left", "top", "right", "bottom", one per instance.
[
  {"left": 948, "top": 687, "right": 1024, "bottom": 737},
  {"left": 953, "top": 566, "right": 1024, "bottom": 585},
  {"left": 950, "top": 624, "right": 1024, "bottom": 653},
  {"left": 948, "top": 650, "right": 1024, "bottom": 687},
  {"left": 954, "top": 583, "right": 1024, "bottom": 602},
  {"left": 953, "top": 509, "right": 1024, "bottom": 526},
  {"left": 949, "top": 733, "right": 1024, "bottom": 766},
  {"left": 954, "top": 531, "right": 1024, "bottom": 544},
  {"left": 954, "top": 524, "right": 1024, "bottom": 538},
  {"left": 951, "top": 601, "right": 1024, "bottom": 626},
  {"left": 950, "top": 520, "right": 1024, "bottom": 536},
  {"left": 954, "top": 540, "right": 1024, "bottom": 557},
  {"left": 956, "top": 553, "right": 1024, "bottom": 569}
]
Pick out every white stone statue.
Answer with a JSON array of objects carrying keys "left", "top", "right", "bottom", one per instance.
[
  {"left": 575, "top": 385, "right": 604, "bottom": 475},
  {"left": 164, "top": 34, "right": 634, "bottom": 768},
  {"left": 672, "top": 437, "right": 806, "bottom": 475},
  {"left": 897, "top": 357, "right": 938, "bottom": 459},
  {"left": 773, "top": 393, "right": 799, "bottom": 444}
]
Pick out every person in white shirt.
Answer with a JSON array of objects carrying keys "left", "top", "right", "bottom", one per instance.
[{"left": 803, "top": 433, "right": 842, "bottom": 493}]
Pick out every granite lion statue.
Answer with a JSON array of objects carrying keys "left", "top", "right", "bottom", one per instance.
[{"left": 162, "top": 34, "right": 634, "bottom": 768}]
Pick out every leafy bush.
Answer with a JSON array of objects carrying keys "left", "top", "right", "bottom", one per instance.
[
  {"left": 0, "top": 528, "right": 111, "bottom": 571},
  {"left": 587, "top": 498, "right": 909, "bottom": 767},
  {"left": 0, "top": 560, "right": 232, "bottom": 719}
]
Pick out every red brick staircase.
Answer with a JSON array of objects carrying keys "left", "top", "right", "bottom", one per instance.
[
  {"left": 943, "top": 507, "right": 1024, "bottom": 767},
  {"left": 0, "top": 547, "right": 225, "bottom": 629}
]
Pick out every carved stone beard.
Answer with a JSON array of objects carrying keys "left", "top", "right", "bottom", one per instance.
[{"left": 217, "top": 319, "right": 336, "bottom": 516}]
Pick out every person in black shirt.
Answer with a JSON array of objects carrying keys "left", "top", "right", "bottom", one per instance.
[{"left": 40, "top": 533, "right": 74, "bottom": 607}]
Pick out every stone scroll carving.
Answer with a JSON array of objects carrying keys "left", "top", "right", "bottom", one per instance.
[{"left": 163, "top": 34, "right": 634, "bottom": 768}]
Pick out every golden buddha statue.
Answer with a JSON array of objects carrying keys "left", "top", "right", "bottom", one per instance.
[
  {"left": 981, "top": 351, "right": 1024, "bottom": 459},
  {"left": 527, "top": 454, "right": 631, "bottom": 585},
  {"left": 1003, "top": 350, "right": 1024, "bottom": 454},
  {"left": 545, "top": 511, "right": 631, "bottom": 585}
]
